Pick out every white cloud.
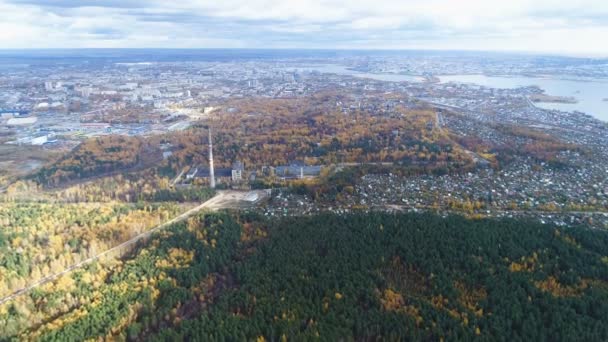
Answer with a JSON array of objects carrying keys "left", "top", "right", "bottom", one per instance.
[{"left": 0, "top": 0, "right": 607, "bottom": 56}]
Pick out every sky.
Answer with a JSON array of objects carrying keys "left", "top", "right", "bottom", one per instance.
[{"left": 1, "top": 0, "right": 607, "bottom": 57}]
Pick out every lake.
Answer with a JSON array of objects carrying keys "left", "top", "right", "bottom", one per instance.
[{"left": 438, "top": 74, "right": 608, "bottom": 122}]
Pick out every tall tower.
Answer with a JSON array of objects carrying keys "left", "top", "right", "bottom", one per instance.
[{"left": 208, "top": 126, "right": 216, "bottom": 189}]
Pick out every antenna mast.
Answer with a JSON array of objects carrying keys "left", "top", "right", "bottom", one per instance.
[{"left": 208, "top": 126, "right": 216, "bottom": 189}]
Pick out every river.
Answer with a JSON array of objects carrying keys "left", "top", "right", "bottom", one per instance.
[
  {"left": 287, "top": 64, "right": 608, "bottom": 122},
  {"left": 438, "top": 74, "right": 608, "bottom": 122}
]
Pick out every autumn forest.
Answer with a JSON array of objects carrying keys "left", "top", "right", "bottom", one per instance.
[{"left": 1, "top": 91, "right": 605, "bottom": 340}]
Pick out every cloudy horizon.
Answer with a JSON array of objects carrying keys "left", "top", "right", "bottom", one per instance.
[{"left": 1, "top": 0, "right": 607, "bottom": 57}]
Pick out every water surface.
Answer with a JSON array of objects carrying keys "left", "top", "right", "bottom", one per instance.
[{"left": 438, "top": 74, "right": 608, "bottom": 121}]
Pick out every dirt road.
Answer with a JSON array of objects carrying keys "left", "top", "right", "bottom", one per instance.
[{"left": 0, "top": 190, "right": 268, "bottom": 306}]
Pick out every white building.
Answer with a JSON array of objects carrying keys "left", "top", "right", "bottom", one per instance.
[
  {"left": 6, "top": 116, "right": 37, "bottom": 126},
  {"left": 30, "top": 135, "right": 48, "bottom": 145}
]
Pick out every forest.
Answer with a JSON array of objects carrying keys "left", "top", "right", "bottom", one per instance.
[
  {"left": 0, "top": 175, "right": 215, "bottom": 309},
  {"left": 28, "top": 91, "right": 583, "bottom": 192},
  {"left": 33, "top": 135, "right": 161, "bottom": 187},
  {"left": 0, "top": 202, "right": 182, "bottom": 300},
  {"left": 163, "top": 94, "right": 473, "bottom": 173},
  {"left": 31, "top": 92, "right": 477, "bottom": 188},
  {"left": 2, "top": 211, "right": 607, "bottom": 341}
]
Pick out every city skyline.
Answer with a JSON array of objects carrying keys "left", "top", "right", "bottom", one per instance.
[{"left": 1, "top": 0, "right": 607, "bottom": 57}]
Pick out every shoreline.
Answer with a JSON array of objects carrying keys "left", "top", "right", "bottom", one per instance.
[{"left": 529, "top": 93, "right": 578, "bottom": 104}]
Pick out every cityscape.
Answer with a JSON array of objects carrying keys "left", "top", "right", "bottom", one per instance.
[
  {"left": 2, "top": 51, "right": 607, "bottom": 229},
  {"left": 1, "top": 0, "right": 608, "bottom": 340}
]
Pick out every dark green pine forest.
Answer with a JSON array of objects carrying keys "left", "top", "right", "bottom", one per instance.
[{"left": 17, "top": 212, "right": 608, "bottom": 341}]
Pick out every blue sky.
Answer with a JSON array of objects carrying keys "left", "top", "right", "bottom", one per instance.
[{"left": 1, "top": 0, "right": 607, "bottom": 56}]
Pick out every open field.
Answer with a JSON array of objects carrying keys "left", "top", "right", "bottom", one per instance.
[
  {"left": 0, "top": 145, "right": 59, "bottom": 186},
  {"left": 203, "top": 189, "right": 271, "bottom": 210}
]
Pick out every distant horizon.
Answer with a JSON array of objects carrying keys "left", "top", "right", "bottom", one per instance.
[
  {"left": 2, "top": 0, "right": 608, "bottom": 57},
  {"left": 0, "top": 47, "right": 605, "bottom": 60}
]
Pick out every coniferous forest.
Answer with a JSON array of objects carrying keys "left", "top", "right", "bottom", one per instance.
[{"left": 3, "top": 211, "right": 608, "bottom": 341}]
